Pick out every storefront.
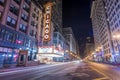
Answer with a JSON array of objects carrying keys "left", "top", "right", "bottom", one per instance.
[
  {"left": 0, "top": 47, "right": 19, "bottom": 68},
  {"left": 0, "top": 24, "right": 38, "bottom": 68}
]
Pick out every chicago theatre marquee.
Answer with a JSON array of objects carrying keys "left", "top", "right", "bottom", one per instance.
[{"left": 37, "top": 2, "right": 64, "bottom": 63}]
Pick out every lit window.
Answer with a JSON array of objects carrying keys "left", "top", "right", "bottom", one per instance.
[
  {"left": 23, "top": 26, "right": 26, "bottom": 30},
  {"left": 20, "top": 24, "right": 22, "bottom": 28},
  {"left": 12, "top": 19, "right": 16, "bottom": 25},
  {"left": 19, "top": 24, "right": 27, "bottom": 33},
  {"left": 21, "top": 13, "right": 28, "bottom": 22},
  {"left": 7, "top": 16, "right": 11, "bottom": 22},
  {"left": 23, "top": 3, "right": 29, "bottom": 12},
  {"left": 6, "top": 16, "right": 16, "bottom": 28}
]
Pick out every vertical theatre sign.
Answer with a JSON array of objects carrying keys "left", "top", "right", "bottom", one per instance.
[{"left": 43, "top": 2, "right": 53, "bottom": 42}]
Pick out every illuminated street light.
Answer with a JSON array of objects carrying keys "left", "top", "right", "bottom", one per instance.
[
  {"left": 95, "top": 49, "right": 99, "bottom": 52},
  {"left": 113, "top": 34, "right": 120, "bottom": 39},
  {"left": 117, "top": 35, "right": 120, "bottom": 38},
  {"left": 113, "top": 35, "right": 116, "bottom": 38},
  {"left": 65, "top": 50, "right": 69, "bottom": 53},
  {"left": 92, "top": 52, "right": 94, "bottom": 55},
  {"left": 98, "top": 46, "right": 102, "bottom": 50}
]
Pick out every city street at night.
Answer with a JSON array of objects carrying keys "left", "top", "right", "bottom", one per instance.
[
  {"left": 1, "top": 61, "right": 120, "bottom": 80},
  {"left": 1, "top": 0, "right": 120, "bottom": 79}
]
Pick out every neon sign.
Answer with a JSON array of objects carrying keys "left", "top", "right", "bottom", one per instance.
[{"left": 43, "top": 2, "right": 53, "bottom": 42}]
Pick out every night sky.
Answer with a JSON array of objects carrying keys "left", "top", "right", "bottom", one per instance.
[{"left": 63, "top": 0, "right": 93, "bottom": 57}]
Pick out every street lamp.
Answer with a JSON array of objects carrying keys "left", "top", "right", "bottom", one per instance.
[{"left": 65, "top": 50, "right": 69, "bottom": 53}]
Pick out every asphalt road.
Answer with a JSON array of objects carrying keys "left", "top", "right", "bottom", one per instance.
[{"left": 0, "top": 61, "right": 112, "bottom": 80}]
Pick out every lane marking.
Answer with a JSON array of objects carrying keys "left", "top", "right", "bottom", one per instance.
[{"left": 89, "top": 66, "right": 111, "bottom": 80}]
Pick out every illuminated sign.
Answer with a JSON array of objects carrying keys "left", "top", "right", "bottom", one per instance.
[
  {"left": 43, "top": 2, "right": 53, "bottom": 42},
  {"left": 0, "top": 47, "right": 12, "bottom": 52},
  {"left": 19, "top": 50, "right": 28, "bottom": 55},
  {"left": 16, "top": 40, "right": 23, "bottom": 44},
  {"left": 38, "top": 47, "right": 53, "bottom": 53}
]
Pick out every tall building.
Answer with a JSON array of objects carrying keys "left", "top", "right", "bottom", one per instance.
[
  {"left": 84, "top": 37, "right": 94, "bottom": 59},
  {"left": 103, "top": 0, "right": 120, "bottom": 62},
  {"left": 91, "top": 0, "right": 114, "bottom": 62},
  {"left": 52, "top": 31, "right": 69, "bottom": 62},
  {"left": 0, "top": 0, "right": 43, "bottom": 67},
  {"left": 62, "top": 27, "right": 77, "bottom": 56}
]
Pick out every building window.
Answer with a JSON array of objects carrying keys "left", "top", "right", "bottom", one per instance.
[
  {"left": 6, "top": 16, "right": 16, "bottom": 28},
  {"left": 19, "top": 24, "right": 27, "bottom": 33},
  {"left": 21, "top": 13, "right": 28, "bottom": 22},
  {"left": 31, "top": 21, "right": 38, "bottom": 29},
  {"left": 35, "top": 24, "right": 38, "bottom": 29},
  {"left": 34, "top": 7, "right": 37, "bottom": 12},
  {"left": 32, "top": 13, "right": 36, "bottom": 18},
  {"left": 13, "top": 0, "right": 21, "bottom": 5},
  {"left": 34, "top": 7, "right": 39, "bottom": 14},
  {"left": 0, "top": 28, "right": 5, "bottom": 40},
  {"left": 36, "top": 16, "right": 38, "bottom": 21},
  {"left": 25, "top": 0, "right": 31, "bottom": 5},
  {"left": 23, "top": 3, "right": 30, "bottom": 12},
  {"left": 30, "top": 30, "right": 34, "bottom": 36},
  {"left": 5, "top": 31, "right": 14, "bottom": 42},
  {"left": 9, "top": 5, "right": 19, "bottom": 16},
  {"left": 54, "top": 33, "right": 57, "bottom": 38},
  {"left": 31, "top": 21, "right": 35, "bottom": 26},
  {"left": 0, "top": 0, "right": 5, "bottom": 6}
]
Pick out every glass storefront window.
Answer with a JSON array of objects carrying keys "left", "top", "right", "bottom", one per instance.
[
  {"left": 4, "top": 31, "right": 14, "bottom": 42},
  {"left": 0, "top": 53, "right": 5, "bottom": 67},
  {"left": 1, "top": 29, "right": 5, "bottom": 40},
  {"left": 54, "top": 33, "right": 57, "bottom": 38},
  {"left": 4, "top": 53, "right": 13, "bottom": 64}
]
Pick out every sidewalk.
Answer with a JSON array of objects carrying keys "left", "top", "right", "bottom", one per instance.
[
  {"left": 96, "top": 61, "right": 120, "bottom": 67},
  {"left": 0, "top": 62, "right": 65, "bottom": 73},
  {"left": 86, "top": 61, "right": 120, "bottom": 69},
  {"left": 0, "top": 63, "right": 46, "bottom": 73},
  {"left": 85, "top": 60, "right": 120, "bottom": 67}
]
